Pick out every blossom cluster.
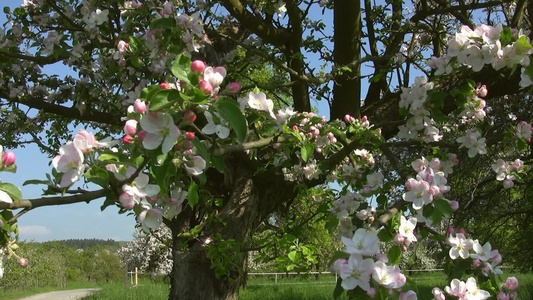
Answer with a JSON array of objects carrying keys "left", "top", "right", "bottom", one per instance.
[
  {"left": 492, "top": 158, "right": 525, "bottom": 188},
  {"left": 432, "top": 277, "right": 490, "bottom": 300},
  {"left": 397, "top": 76, "right": 442, "bottom": 143},
  {"left": 403, "top": 156, "right": 455, "bottom": 212},
  {"left": 428, "top": 24, "right": 533, "bottom": 88},
  {"left": 332, "top": 228, "right": 413, "bottom": 297},
  {"left": 447, "top": 232, "right": 503, "bottom": 277},
  {"left": 52, "top": 130, "right": 116, "bottom": 187}
]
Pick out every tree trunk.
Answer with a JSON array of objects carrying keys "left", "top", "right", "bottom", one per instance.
[
  {"left": 167, "top": 154, "right": 297, "bottom": 300},
  {"left": 168, "top": 249, "right": 242, "bottom": 300}
]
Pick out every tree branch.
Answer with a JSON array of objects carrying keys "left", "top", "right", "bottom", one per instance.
[{"left": 0, "top": 189, "right": 109, "bottom": 210}]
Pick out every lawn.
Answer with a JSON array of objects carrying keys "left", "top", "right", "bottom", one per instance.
[{"left": 3, "top": 272, "right": 532, "bottom": 300}]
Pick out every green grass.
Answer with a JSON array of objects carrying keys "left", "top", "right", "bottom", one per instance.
[
  {"left": 0, "top": 281, "right": 101, "bottom": 300},
  {"left": 3, "top": 273, "right": 532, "bottom": 300},
  {"left": 81, "top": 281, "right": 169, "bottom": 300}
]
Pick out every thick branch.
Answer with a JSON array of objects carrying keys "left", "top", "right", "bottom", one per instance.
[
  {"left": 0, "top": 189, "right": 109, "bottom": 210},
  {"left": 331, "top": 0, "right": 361, "bottom": 120},
  {"left": 410, "top": 1, "right": 503, "bottom": 23},
  {"left": 220, "top": 0, "right": 291, "bottom": 47},
  {"left": 0, "top": 90, "right": 123, "bottom": 126}
]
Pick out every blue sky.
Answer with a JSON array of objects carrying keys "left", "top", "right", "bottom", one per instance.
[{"left": 1, "top": 1, "right": 136, "bottom": 242}]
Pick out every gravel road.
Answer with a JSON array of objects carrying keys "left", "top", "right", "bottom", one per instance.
[{"left": 17, "top": 288, "right": 102, "bottom": 300}]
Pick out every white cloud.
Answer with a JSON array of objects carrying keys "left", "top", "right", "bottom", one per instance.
[{"left": 19, "top": 225, "right": 52, "bottom": 236}]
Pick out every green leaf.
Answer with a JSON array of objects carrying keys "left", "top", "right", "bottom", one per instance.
[
  {"left": 387, "top": 245, "right": 402, "bottom": 265},
  {"left": 211, "top": 155, "right": 225, "bottom": 173},
  {"left": 1, "top": 164, "right": 16, "bottom": 173},
  {"left": 516, "top": 35, "right": 533, "bottom": 55},
  {"left": 149, "top": 89, "right": 181, "bottom": 110},
  {"left": 288, "top": 250, "right": 297, "bottom": 262},
  {"left": 150, "top": 17, "right": 176, "bottom": 30},
  {"left": 101, "top": 194, "right": 117, "bottom": 211},
  {"left": 128, "top": 36, "right": 142, "bottom": 52},
  {"left": 192, "top": 140, "right": 210, "bottom": 162},
  {"left": 216, "top": 100, "right": 247, "bottom": 142},
  {"left": 84, "top": 166, "right": 109, "bottom": 188},
  {"left": 333, "top": 277, "right": 344, "bottom": 299},
  {"left": 187, "top": 182, "right": 199, "bottom": 208},
  {"left": 156, "top": 153, "right": 168, "bottom": 165},
  {"left": 171, "top": 54, "right": 192, "bottom": 84},
  {"left": 378, "top": 228, "right": 393, "bottom": 242},
  {"left": 23, "top": 179, "right": 49, "bottom": 186},
  {"left": 97, "top": 153, "right": 121, "bottom": 162},
  {"left": 0, "top": 183, "right": 22, "bottom": 202},
  {"left": 434, "top": 199, "right": 452, "bottom": 218},
  {"left": 500, "top": 27, "right": 512, "bottom": 46},
  {"left": 300, "top": 144, "right": 315, "bottom": 162},
  {"left": 140, "top": 85, "right": 160, "bottom": 101},
  {"left": 376, "top": 194, "right": 388, "bottom": 206}
]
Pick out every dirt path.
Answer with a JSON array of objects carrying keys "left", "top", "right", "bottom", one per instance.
[{"left": 17, "top": 288, "right": 102, "bottom": 300}]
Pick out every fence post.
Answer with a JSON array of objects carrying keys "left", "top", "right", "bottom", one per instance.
[
  {"left": 275, "top": 273, "right": 278, "bottom": 285},
  {"left": 135, "top": 267, "right": 138, "bottom": 286}
]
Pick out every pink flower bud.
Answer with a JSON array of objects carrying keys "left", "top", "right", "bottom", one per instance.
[
  {"left": 191, "top": 60, "right": 206, "bottom": 74},
  {"left": 503, "top": 179, "right": 514, "bottom": 189},
  {"left": 138, "top": 130, "right": 147, "bottom": 141},
  {"left": 367, "top": 287, "right": 376, "bottom": 298},
  {"left": 124, "top": 120, "right": 138, "bottom": 136},
  {"left": 401, "top": 245, "right": 408, "bottom": 252},
  {"left": 2, "top": 150, "right": 15, "bottom": 166},
  {"left": 273, "top": 143, "right": 281, "bottom": 149},
  {"left": 292, "top": 125, "right": 299, "bottom": 131},
  {"left": 476, "top": 84, "right": 488, "bottom": 97},
  {"left": 227, "top": 82, "right": 241, "bottom": 93},
  {"left": 505, "top": 277, "right": 519, "bottom": 291},
  {"left": 344, "top": 114, "right": 353, "bottom": 123},
  {"left": 458, "top": 228, "right": 465, "bottom": 234},
  {"left": 17, "top": 257, "right": 29, "bottom": 268},
  {"left": 449, "top": 200, "right": 459, "bottom": 212},
  {"left": 361, "top": 115, "right": 368, "bottom": 122},
  {"left": 447, "top": 227, "right": 455, "bottom": 234},
  {"left": 185, "top": 132, "right": 195, "bottom": 140},
  {"left": 182, "top": 140, "right": 194, "bottom": 150},
  {"left": 513, "top": 159, "right": 524, "bottom": 170},
  {"left": 119, "top": 192, "right": 135, "bottom": 209},
  {"left": 160, "top": 82, "right": 171, "bottom": 90},
  {"left": 497, "top": 292, "right": 510, "bottom": 300},
  {"left": 134, "top": 99, "right": 147, "bottom": 113},
  {"left": 473, "top": 259, "right": 481, "bottom": 268},
  {"left": 183, "top": 110, "right": 197, "bottom": 124},
  {"left": 199, "top": 79, "right": 213, "bottom": 94},
  {"left": 123, "top": 135, "right": 134, "bottom": 144}
]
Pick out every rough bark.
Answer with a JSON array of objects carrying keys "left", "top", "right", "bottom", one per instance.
[
  {"left": 331, "top": 0, "right": 361, "bottom": 120},
  {"left": 167, "top": 155, "right": 297, "bottom": 300}
]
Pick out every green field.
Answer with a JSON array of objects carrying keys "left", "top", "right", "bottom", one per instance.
[{"left": 3, "top": 272, "right": 532, "bottom": 300}]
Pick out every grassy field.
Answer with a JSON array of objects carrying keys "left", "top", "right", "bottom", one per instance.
[{"left": 3, "top": 272, "right": 532, "bottom": 299}]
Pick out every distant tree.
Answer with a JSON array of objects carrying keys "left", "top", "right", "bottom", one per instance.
[{"left": 119, "top": 225, "right": 173, "bottom": 276}]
